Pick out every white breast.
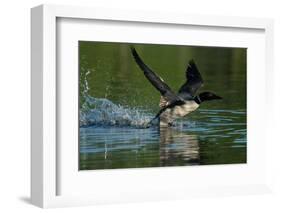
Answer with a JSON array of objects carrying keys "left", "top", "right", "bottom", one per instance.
[
  {"left": 173, "top": 101, "right": 199, "bottom": 117},
  {"left": 159, "top": 101, "right": 199, "bottom": 126}
]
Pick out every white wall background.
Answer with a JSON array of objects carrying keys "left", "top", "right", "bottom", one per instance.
[{"left": 0, "top": 0, "right": 280, "bottom": 212}]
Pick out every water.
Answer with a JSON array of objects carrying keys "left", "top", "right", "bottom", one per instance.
[{"left": 79, "top": 42, "right": 247, "bottom": 170}]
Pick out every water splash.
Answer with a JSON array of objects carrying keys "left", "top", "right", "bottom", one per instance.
[
  {"left": 79, "top": 68, "right": 153, "bottom": 128},
  {"left": 79, "top": 66, "right": 246, "bottom": 129}
]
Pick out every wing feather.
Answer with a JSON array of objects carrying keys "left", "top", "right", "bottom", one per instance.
[
  {"left": 131, "top": 47, "right": 180, "bottom": 102},
  {"left": 178, "top": 60, "right": 204, "bottom": 98}
]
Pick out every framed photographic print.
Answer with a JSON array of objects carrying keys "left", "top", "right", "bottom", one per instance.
[{"left": 31, "top": 4, "right": 274, "bottom": 208}]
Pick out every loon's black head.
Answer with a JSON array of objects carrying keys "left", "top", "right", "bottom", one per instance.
[{"left": 195, "top": 92, "right": 222, "bottom": 104}]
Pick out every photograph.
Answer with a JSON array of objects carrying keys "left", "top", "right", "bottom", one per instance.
[{"left": 79, "top": 41, "right": 247, "bottom": 170}]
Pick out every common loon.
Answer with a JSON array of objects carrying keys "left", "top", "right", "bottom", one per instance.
[{"left": 131, "top": 47, "right": 222, "bottom": 127}]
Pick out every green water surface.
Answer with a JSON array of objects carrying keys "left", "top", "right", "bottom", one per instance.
[{"left": 79, "top": 41, "right": 246, "bottom": 170}]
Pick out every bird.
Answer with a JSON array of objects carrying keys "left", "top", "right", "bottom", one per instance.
[{"left": 131, "top": 47, "right": 222, "bottom": 127}]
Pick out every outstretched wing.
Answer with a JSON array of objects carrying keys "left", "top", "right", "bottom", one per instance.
[
  {"left": 131, "top": 47, "right": 180, "bottom": 103},
  {"left": 178, "top": 60, "right": 203, "bottom": 99}
]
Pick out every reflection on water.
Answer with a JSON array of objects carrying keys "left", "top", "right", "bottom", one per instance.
[
  {"left": 79, "top": 104, "right": 246, "bottom": 170},
  {"left": 159, "top": 128, "right": 199, "bottom": 166},
  {"left": 79, "top": 42, "right": 247, "bottom": 170}
]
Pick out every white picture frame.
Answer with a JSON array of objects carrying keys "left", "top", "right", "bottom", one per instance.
[{"left": 31, "top": 4, "right": 274, "bottom": 208}]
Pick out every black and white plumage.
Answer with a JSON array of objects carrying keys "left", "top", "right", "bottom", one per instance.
[{"left": 131, "top": 47, "right": 222, "bottom": 127}]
